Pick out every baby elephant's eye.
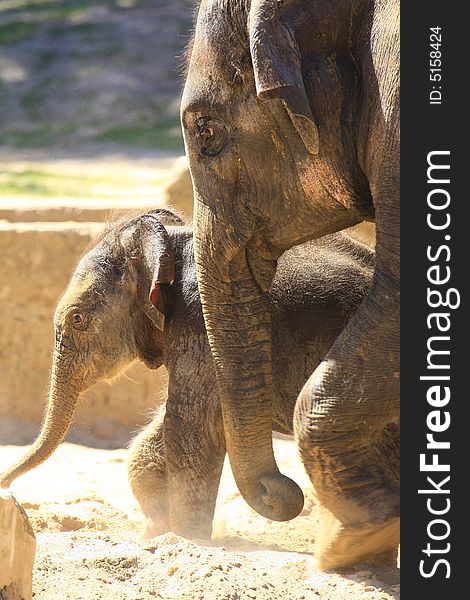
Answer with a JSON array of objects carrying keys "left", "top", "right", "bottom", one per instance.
[
  {"left": 72, "top": 313, "right": 88, "bottom": 330},
  {"left": 195, "top": 117, "right": 228, "bottom": 158}
]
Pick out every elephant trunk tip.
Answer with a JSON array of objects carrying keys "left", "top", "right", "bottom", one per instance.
[
  {"left": 0, "top": 462, "right": 25, "bottom": 488},
  {"left": 257, "top": 473, "right": 304, "bottom": 521},
  {"left": 0, "top": 449, "right": 47, "bottom": 490},
  {"left": 0, "top": 473, "right": 13, "bottom": 489}
]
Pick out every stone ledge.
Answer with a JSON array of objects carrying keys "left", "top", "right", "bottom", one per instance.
[{"left": 0, "top": 200, "right": 164, "bottom": 224}]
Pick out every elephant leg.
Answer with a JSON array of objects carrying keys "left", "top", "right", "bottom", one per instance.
[
  {"left": 164, "top": 391, "right": 226, "bottom": 540},
  {"left": 369, "top": 422, "right": 400, "bottom": 566},
  {"left": 128, "top": 405, "right": 170, "bottom": 538},
  {"left": 295, "top": 185, "right": 400, "bottom": 569},
  {"left": 373, "top": 422, "right": 400, "bottom": 488}
]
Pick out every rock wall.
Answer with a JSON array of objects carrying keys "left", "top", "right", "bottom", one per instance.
[{"left": 0, "top": 491, "right": 36, "bottom": 600}]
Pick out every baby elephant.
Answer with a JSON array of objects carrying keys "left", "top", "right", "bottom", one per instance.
[{"left": 1, "top": 209, "right": 376, "bottom": 539}]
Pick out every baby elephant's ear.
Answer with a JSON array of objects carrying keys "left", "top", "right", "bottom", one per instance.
[
  {"left": 148, "top": 251, "right": 174, "bottom": 330},
  {"left": 145, "top": 217, "right": 175, "bottom": 331},
  {"left": 249, "top": 0, "right": 319, "bottom": 154},
  {"left": 147, "top": 284, "right": 166, "bottom": 331}
]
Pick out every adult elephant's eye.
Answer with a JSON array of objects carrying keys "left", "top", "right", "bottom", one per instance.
[
  {"left": 195, "top": 117, "right": 228, "bottom": 157},
  {"left": 72, "top": 313, "right": 88, "bottom": 330}
]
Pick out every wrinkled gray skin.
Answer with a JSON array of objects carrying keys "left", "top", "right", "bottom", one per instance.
[
  {"left": 0, "top": 210, "right": 386, "bottom": 541},
  {"left": 182, "top": 0, "right": 399, "bottom": 567}
]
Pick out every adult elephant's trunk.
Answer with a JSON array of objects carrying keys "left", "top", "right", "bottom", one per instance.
[
  {"left": 193, "top": 202, "right": 304, "bottom": 521},
  {"left": 0, "top": 358, "right": 79, "bottom": 489}
]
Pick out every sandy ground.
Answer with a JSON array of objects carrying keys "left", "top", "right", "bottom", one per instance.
[{"left": 0, "top": 439, "right": 399, "bottom": 600}]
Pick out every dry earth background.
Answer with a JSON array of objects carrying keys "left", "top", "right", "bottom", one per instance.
[{"left": 0, "top": 2, "right": 391, "bottom": 599}]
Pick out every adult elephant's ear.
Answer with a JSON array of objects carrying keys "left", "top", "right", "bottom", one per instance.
[{"left": 249, "top": 0, "right": 319, "bottom": 154}]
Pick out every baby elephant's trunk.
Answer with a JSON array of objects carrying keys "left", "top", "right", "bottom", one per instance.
[{"left": 0, "top": 368, "right": 79, "bottom": 488}]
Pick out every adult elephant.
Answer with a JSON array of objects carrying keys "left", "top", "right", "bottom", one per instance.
[{"left": 181, "top": 0, "right": 399, "bottom": 568}]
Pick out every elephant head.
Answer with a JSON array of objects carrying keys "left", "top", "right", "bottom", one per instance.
[
  {"left": 181, "top": 0, "right": 376, "bottom": 520},
  {"left": 0, "top": 210, "right": 183, "bottom": 489}
]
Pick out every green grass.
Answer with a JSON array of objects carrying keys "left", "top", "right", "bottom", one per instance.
[
  {"left": 0, "top": 0, "right": 61, "bottom": 11},
  {"left": 0, "top": 0, "right": 90, "bottom": 17},
  {"left": 21, "top": 90, "right": 43, "bottom": 118},
  {"left": 3, "top": 115, "right": 184, "bottom": 152},
  {"left": 45, "top": 20, "right": 99, "bottom": 41},
  {"left": 4, "top": 124, "right": 77, "bottom": 148},
  {"left": 0, "top": 2, "right": 93, "bottom": 45},
  {"left": 0, "top": 166, "right": 165, "bottom": 198},
  {"left": 0, "top": 0, "right": 151, "bottom": 21},
  {"left": 0, "top": 168, "right": 134, "bottom": 198},
  {"left": 94, "top": 118, "right": 184, "bottom": 151},
  {"left": 0, "top": 21, "right": 39, "bottom": 43},
  {"left": 0, "top": 169, "right": 75, "bottom": 196}
]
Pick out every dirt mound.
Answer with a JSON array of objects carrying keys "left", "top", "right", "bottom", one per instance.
[{"left": 0, "top": 439, "right": 399, "bottom": 599}]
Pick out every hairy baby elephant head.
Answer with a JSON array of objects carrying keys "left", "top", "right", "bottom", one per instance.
[{"left": 0, "top": 209, "right": 185, "bottom": 489}]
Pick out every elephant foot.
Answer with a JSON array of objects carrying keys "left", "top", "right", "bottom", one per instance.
[
  {"left": 141, "top": 515, "right": 170, "bottom": 539},
  {"left": 170, "top": 519, "right": 212, "bottom": 541},
  {"left": 314, "top": 511, "right": 400, "bottom": 571},
  {"left": 368, "top": 545, "right": 399, "bottom": 568}
]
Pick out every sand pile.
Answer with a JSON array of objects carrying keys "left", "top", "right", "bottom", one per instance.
[{"left": 0, "top": 439, "right": 399, "bottom": 599}]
